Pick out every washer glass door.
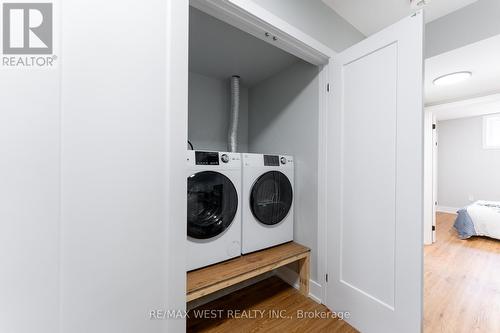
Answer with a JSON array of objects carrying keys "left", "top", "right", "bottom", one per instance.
[
  {"left": 187, "top": 171, "right": 238, "bottom": 239},
  {"left": 250, "top": 171, "right": 293, "bottom": 226}
]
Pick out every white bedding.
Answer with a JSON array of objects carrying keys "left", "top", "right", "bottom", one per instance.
[{"left": 467, "top": 200, "right": 500, "bottom": 240}]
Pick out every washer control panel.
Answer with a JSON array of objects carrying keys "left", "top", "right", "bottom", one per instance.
[
  {"left": 264, "top": 155, "right": 279, "bottom": 166},
  {"left": 188, "top": 151, "right": 241, "bottom": 168}
]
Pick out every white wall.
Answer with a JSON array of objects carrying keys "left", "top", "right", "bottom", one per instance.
[
  {"left": 0, "top": 1, "right": 187, "bottom": 332},
  {"left": 250, "top": 0, "right": 365, "bottom": 52},
  {"left": 426, "top": 0, "right": 500, "bottom": 58},
  {"left": 438, "top": 115, "right": 500, "bottom": 209},
  {"left": 248, "top": 61, "right": 320, "bottom": 282},
  {"left": 188, "top": 72, "right": 249, "bottom": 152}
]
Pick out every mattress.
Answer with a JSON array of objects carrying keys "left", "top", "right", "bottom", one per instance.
[{"left": 453, "top": 201, "right": 500, "bottom": 240}]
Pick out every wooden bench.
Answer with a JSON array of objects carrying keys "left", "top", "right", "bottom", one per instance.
[{"left": 187, "top": 242, "right": 310, "bottom": 302}]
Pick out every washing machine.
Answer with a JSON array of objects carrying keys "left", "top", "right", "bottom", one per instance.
[
  {"left": 186, "top": 150, "right": 242, "bottom": 271},
  {"left": 242, "top": 153, "right": 294, "bottom": 254}
]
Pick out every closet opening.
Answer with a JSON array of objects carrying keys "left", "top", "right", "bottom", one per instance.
[{"left": 186, "top": 3, "right": 328, "bottom": 316}]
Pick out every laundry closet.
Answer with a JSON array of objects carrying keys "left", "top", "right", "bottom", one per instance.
[{"left": 187, "top": 5, "right": 323, "bottom": 283}]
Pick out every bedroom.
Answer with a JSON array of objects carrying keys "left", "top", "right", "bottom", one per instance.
[{"left": 424, "top": 33, "right": 500, "bottom": 332}]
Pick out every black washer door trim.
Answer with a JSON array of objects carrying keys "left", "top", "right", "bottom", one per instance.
[
  {"left": 187, "top": 171, "right": 238, "bottom": 239},
  {"left": 250, "top": 171, "right": 293, "bottom": 226}
]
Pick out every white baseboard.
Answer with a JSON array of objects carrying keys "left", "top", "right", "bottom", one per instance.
[
  {"left": 309, "top": 280, "right": 323, "bottom": 304},
  {"left": 437, "top": 206, "right": 459, "bottom": 214},
  {"left": 275, "top": 266, "right": 322, "bottom": 304}
]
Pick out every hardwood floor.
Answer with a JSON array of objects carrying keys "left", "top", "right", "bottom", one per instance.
[
  {"left": 424, "top": 212, "right": 500, "bottom": 333},
  {"left": 187, "top": 276, "right": 357, "bottom": 333},
  {"left": 188, "top": 213, "right": 500, "bottom": 333}
]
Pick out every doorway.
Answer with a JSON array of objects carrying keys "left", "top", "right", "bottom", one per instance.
[{"left": 423, "top": 33, "right": 500, "bottom": 333}]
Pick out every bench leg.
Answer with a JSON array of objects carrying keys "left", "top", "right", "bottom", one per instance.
[{"left": 297, "top": 255, "right": 310, "bottom": 297}]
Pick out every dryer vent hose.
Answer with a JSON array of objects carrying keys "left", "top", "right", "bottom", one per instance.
[{"left": 228, "top": 75, "right": 240, "bottom": 152}]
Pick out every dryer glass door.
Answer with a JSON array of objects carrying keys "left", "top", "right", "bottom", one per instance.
[
  {"left": 187, "top": 171, "right": 238, "bottom": 239},
  {"left": 250, "top": 171, "right": 293, "bottom": 226}
]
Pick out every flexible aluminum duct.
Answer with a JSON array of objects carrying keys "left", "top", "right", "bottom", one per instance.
[{"left": 228, "top": 75, "right": 240, "bottom": 152}]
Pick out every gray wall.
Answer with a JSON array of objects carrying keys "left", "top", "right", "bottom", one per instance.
[
  {"left": 189, "top": 7, "right": 299, "bottom": 87},
  {"left": 249, "top": 61, "right": 320, "bottom": 281},
  {"left": 426, "top": 0, "right": 500, "bottom": 58},
  {"left": 188, "top": 72, "right": 249, "bottom": 152},
  {"left": 438, "top": 115, "right": 500, "bottom": 208},
  {"left": 251, "top": 0, "right": 365, "bottom": 52}
]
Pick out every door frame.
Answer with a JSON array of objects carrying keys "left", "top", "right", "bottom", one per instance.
[
  {"left": 189, "top": 0, "right": 336, "bottom": 303},
  {"left": 432, "top": 114, "right": 438, "bottom": 241},
  {"left": 424, "top": 109, "right": 436, "bottom": 244},
  {"left": 166, "top": 0, "right": 189, "bottom": 332}
]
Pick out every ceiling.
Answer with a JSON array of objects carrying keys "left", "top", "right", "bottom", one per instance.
[
  {"left": 322, "top": 0, "right": 478, "bottom": 36},
  {"left": 428, "top": 93, "right": 500, "bottom": 121},
  {"left": 189, "top": 7, "right": 301, "bottom": 87},
  {"left": 425, "top": 34, "right": 500, "bottom": 106}
]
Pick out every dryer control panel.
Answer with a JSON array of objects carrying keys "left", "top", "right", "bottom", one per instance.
[
  {"left": 263, "top": 155, "right": 293, "bottom": 166},
  {"left": 195, "top": 151, "right": 220, "bottom": 165},
  {"left": 242, "top": 153, "right": 293, "bottom": 168}
]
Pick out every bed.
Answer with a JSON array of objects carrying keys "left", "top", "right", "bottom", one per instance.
[{"left": 454, "top": 200, "right": 500, "bottom": 240}]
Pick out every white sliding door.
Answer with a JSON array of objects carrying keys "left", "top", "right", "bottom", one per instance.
[{"left": 325, "top": 11, "right": 424, "bottom": 333}]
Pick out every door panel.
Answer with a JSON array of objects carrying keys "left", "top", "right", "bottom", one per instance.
[
  {"left": 326, "top": 11, "right": 424, "bottom": 333},
  {"left": 342, "top": 42, "right": 398, "bottom": 309}
]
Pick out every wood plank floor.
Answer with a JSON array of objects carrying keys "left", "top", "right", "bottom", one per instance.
[
  {"left": 424, "top": 212, "right": 500, "bottom": 333},
  {"left": 188, "top": 212, "right": 500, "bottom": 332},
  {"left": 187, "top": 276, "right": 357, "bottom": 333}
]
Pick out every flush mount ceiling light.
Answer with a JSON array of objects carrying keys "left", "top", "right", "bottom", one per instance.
[{"left": 433, "top": 71, "right": 472, "bottom": 86}]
